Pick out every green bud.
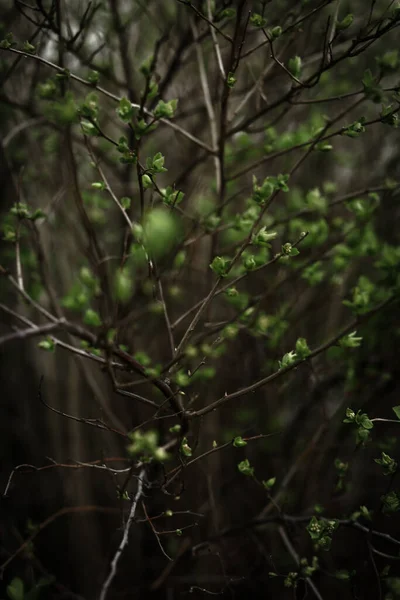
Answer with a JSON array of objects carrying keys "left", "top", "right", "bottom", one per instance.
[
  {"left": 233, "top": 436, "right": 247, "bottom": 448},
  {"left": 262, "top": 477, "right": 276, "bottom": 489},
  {"left": 83, "top": 309, "right": 102, "bottom": 327},
  {"left": 180, "top": 437, "right": 192, "bottom": 457},
  {"left": 270, "top": 26, "right": 282, "bottom": 39},
  {"left": 227, "top": 72, "right": 236, "bottom": 88},
  {"left": 336, "top": 13, "right": 353, "bottom": 31},
  {"left": 117, "top": 97, "right": 134, "bottom": 123},
  {"left": 288, "top": 56, "right": 302, "bottom": 78},
  {"left": 295, "top": 337, "right": 311, "bottom": 359},
  {"left": 238, "top": 459, "right": 254, "bottom": 476},
  {"left": 210, "top": 256, "right": 231, "bottom": 277},
  {"left": 142, "top": 174, "right": 152, "bottom": 189},
  {"left": 169, "top": 424, "right": 182, "bottom": 434},
  {"left": 38, "top": 338, "right": 55, "bottom": 352}
]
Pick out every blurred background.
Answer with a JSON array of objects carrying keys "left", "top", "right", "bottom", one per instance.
[{"left": 1, "top": 1, "right": 400, "bottom": 598}]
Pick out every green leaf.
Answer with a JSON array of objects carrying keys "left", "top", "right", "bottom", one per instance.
[
  {"left": 335, "top": 570, "right": 351, "bottom": 580},
  {"left": 22, "top": 40, "right": 36, "bottom": 53},
  {"left": 295, "top": 338, "right": 311, "bottom": 359},
  {"left": 31, "top": 208, "right": 46, "bottom": 221},
  {"left": 142, "top": 174, "right": 153, "bottom": 189},
  {"left": 243, "top": 254, "right": 257, "bottom": 271},
  {"left": 278, "top": 350, "right": 297, "bottom": 370},
  {"left": 83, "top": 309, "right": 102, "bottom": 327},
  {"left": 281, "top": 243, "right": 300, "bottom": 257},
  {"left": 180, "top": 437, "right": 192, "bottom": 457},
  {"left": 91, "top": 182, "right": 106, "bottom": 190},
  {"left": 233, "top": 436, "right": 247, "bottom": 448},
  {"left": 238, "top": 459, "right": 254, "bottom": 476},
  {"left": 375, "top": 452, "right": 397, "bottom": 475},
  {"left": 288, "top": 56, "right": 302, "bottom": 78},
  {"left": 81, "top": 120, "right": 99, "bottom": 137},
  {"left": 362, "top": 69, "right": 384, "bottom": 103},
  {"left": 338, "top": 331, "right": 362, "bottom": 348},
  {"left": 153, "top": 99, "right": 178, "bottom": 119},
  {"left": 336, "top": 13, "right": 353, "bottom": 31},
  {"left": 169, "top": 424, "right": 181, "bottom": 434},
  {"left": 220, "top": 8, "right": 236, "bottom": 19},
  {"left": 175, "top": 371, "right": 191, "bottom": 387},
  {"left": 143, "top": 207, "right": 181, "bottom": 260},
  {"left": 38, "top": 337, "right": 55, "bottom": 352},
  {"left": 146, "top": 152, "right": 167, "bottom": 174},
  {"left": 382, "top": 491, "right": 400, "bottom": 514},
  {"left": 0, "top": 33, "right": 15, "bottom": 50},
  {"left": 377, "top": 50, "right": 399, "bottom": 72},
  {"left": 250, "top": 13, "right": 267, "bottom": 27},
  {"left": 315, "top": 142, "right": 333, "bottom": 152},
  {"left": 120, "top": 196, "right": 131, "bottom": 210},
  {"left": 115, "top": 267, "right": 133, "bottom": 304},
  {"left": 262, "top": 477, "right": 276, "bottom": 490},
  {"left": 227, "top": 72, "right": 236, "bottom": 88},
  {"left": 252, "top": 227, "right": 277, "bottom": 247},
  {"left": 87, "top": 70, "right": 100, "bottom": 85},
  {"left": 7, "top": 578, "right": 24, "bottom": 600},
  {"left": 270, "top": 26, "right": 282, "bottom": 39},
  {"left": 392, "top": 406, "right": 400, "bottom": 420},
  {"left": 210, "top": 256, "right": 231, "bottom": 277},
  {"left": 117, "top": 96, "right": 134, "bottom": 122},
  {"left": 358, "top": 413, "right": 373, "bottom": 430},
  {"left": 140, "top": 55, "right": 153, "bottom": 77}
]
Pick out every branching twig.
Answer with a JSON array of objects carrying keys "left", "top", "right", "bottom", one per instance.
[{"left": 99, "top": 469, "right": 146, "bottom": 600}]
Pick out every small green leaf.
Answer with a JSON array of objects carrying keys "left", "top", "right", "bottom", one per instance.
[
  {"left": 180, "top": 437, "right": 192, "bottom": 457},
  {"left": 22, "top": 40, "right": 36, "bottom": 53},
  {"left": 0, "top": 33, "right": 14, "bottom": 50},
  {"left": 335, "top": 569, "right": 351, "bottom": 580},
  {"left": 238, "top": 459, "right": 254, "bottom": 476},
  {"left": 233, "top": 436, "right": 247, "bottom": 448},
  {"left": 7, "top": 578, "right": 24, "bottom": 600},
  {"left": 295, "top": 338, "right": 311, "bottom": 359},
  {"left": 120, "top": 196, "right": 131, "bottom": 210},
  {"left": 38, "top": 337, "right": 55, "bottom": 352},
  {"left": 392, "top": 406, "right": 400, "bottom": 420},
  {"left": 210, "top": 256, "right": 231, "bottom": 277},
  {"left": 87, "top": 70, "right": 100, "bottom": 85},
  {"left": 220, "top": 8, "right": 236, "bottom": 19},
  {"left": 81, "top": 120, "right": 99, "bottom": 137},
  {"left": 336, "top": 13, "right": 353, "bottom": 31},
  {"left": 169, "top": 424, "right": 182, "bottom": 434},
  {"left": 338, "top": 331, "right": 363, "bottom": 348},
  {"left": 175, "top": 370, "right": 190, "bottom": 387},
  {"left": 117, "top": 96, "right": 134, "bottom": 122},
  {"left": 153, "top": 99, "right": 178, "bottom": 119},
  {"left": 250, "top": 13, "right": 267, "bottom": 27},
  {"left": 115, "top": 267, "right": 133, "bottom": 304},
  {"left": 227, "top": 72, "right": 236, "bottom": 88},
  {"left": 91, "top": 182, "right": 106, "bottom": 191},
  {"left": 83, "top": 309, "right": 102, "bottom": 327},
  {"left": 270, "top": 26, "right": 282, "bottom": 39},
  {"left": 262, "top": 477, "right": 276, "bottom": 490},
  {"left": 288, "top": 56, "right": 302, "bottom": 78}
]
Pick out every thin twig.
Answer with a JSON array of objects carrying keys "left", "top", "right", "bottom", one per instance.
[
  {"left": 207, "top": 0, "right": 226, "bottom": 79},
  {"left": 278, "top": 526, "right": 324, "bottom": 600},
  {"left": 99, "top": 469, "right": 146, "bottom": 600},
  {"left": 189, "top": 295, "right": 395, "bottom": 417},
  {"left": 0, "top": 47, "right": 215, "bottom": 154},
  {"left": 0, "top": 321, "right": 63, "bottom": 346}
]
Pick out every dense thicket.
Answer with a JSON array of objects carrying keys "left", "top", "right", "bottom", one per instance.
[{"left": 1, "top": 1, "right": 400, "bottom": 599}]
